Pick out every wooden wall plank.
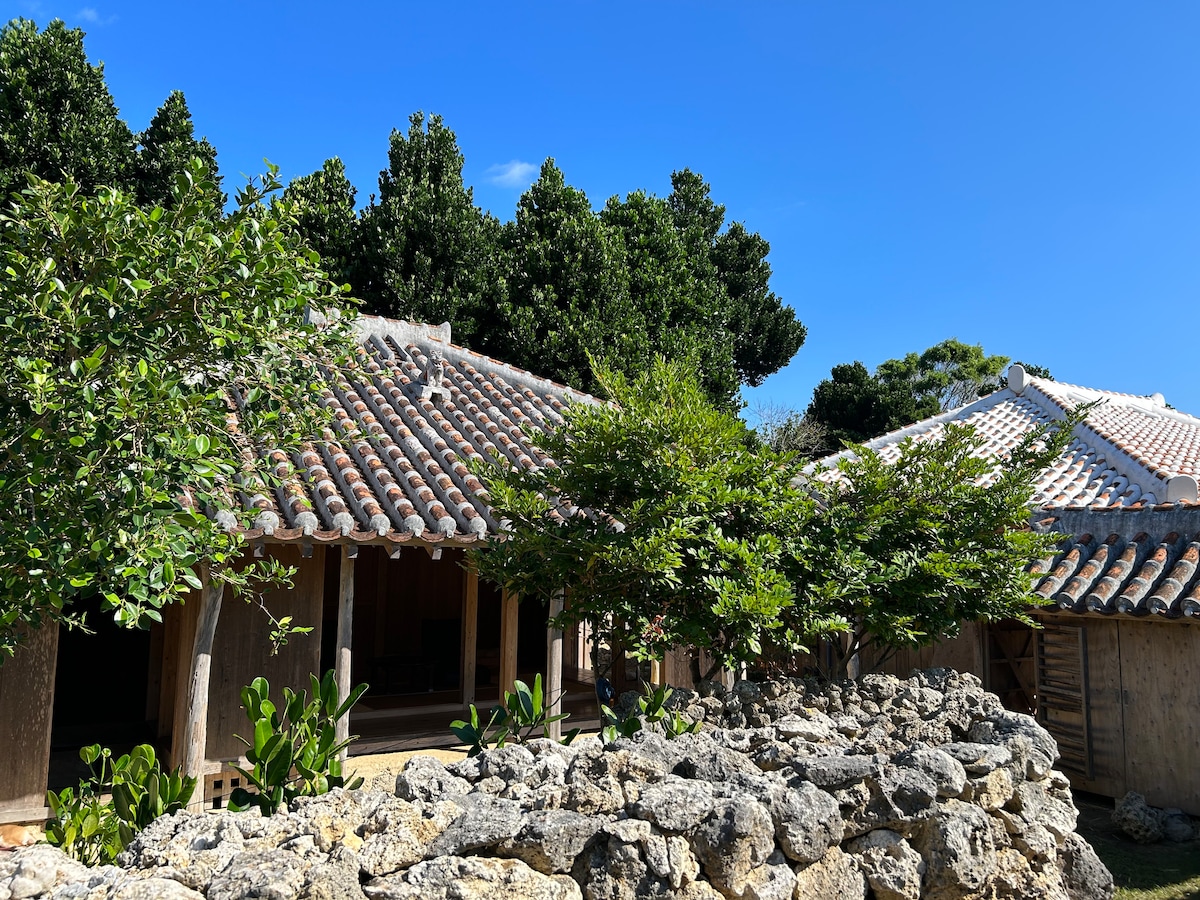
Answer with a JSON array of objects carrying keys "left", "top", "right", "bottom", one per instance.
[
  {"left": 1069, "top": 617, "right": 1125, "bottom": 798},
  {"left": 870, "top": 624, "right": 983, "bottom": 681},
  {"left": 0, "top": 623, "right": 58, "bottom": 819},
  {"left": 461, "top": 564, "right": 478, "bottom": 707},
  {"left": 1117, "top": 619, "right": 1200, "bottom": 814},
  {"left": 662, "top": 646, "right": 693, "bottom": 688},
  {"left": 158, "top": 602, "right": 182, "bottom": 741},
  {"left": 204, "top": 545, "right": 325, "bottom": 761}
]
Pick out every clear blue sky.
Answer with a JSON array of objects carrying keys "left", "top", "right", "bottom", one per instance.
[{"left": 8, "top": 1, "right": 1200, "bottom": 416}]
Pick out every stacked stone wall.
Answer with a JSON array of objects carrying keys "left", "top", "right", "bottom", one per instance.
[{"left": 0, "top": 669, "right": 1113, "bottom": 899}]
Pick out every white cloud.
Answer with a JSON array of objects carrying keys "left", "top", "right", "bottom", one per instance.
[
  {"left": 75, "top": 7, "right": 117, "bottom": 25},
  {"left": 484, "top": 160, "right": 538, "bottom": 188}
]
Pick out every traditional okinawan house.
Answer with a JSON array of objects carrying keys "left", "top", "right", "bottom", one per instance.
[
  {"left": 0, "top": 316, "right": 603, "bottom": 822},
  {"left": 814, "top": 363, "right": 1200, "bottom": 812}
]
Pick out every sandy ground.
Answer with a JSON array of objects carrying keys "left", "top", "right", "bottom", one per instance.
[{"left": 346, "top": 747, "right": 469, "bottom": 783}]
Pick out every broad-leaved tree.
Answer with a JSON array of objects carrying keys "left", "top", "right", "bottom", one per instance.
[
  {"left": 469, "top": 359, "right": 820, "bottom": 678},
  {"left": 0, "top": 164, "right": 354, "bottom": 656}
]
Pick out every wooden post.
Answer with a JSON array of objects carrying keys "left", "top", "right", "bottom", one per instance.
[
  {"left": 461, "top": 563, "right": 479, "bottom": 707},
  {"left": 182, "top": 562, "right": 223, "bottom": 809},
  {"left": 546, "top": 592, "right": 565, "bottom": 740},
  {"left": 335, "top": 546, "right": 355, "bottom": 761},
  {"left": 650, "top": 658, "right": 663, "bottom": 687},
  {"left": 500, "top": 588, "right": 519, "bottom": 696}
]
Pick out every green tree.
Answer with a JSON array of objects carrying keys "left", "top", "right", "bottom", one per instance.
[
  {"left": 807, "top": 339, "right": 1012, "bottom": 453},
  {"left": 469, "top": 358, "right": 820, "bottom": 678},
  {"left": 876, "top": 338, "right": 1009, "bottom": 413},
  {"left": 0, "top": 18, "right": 135, "bottom": 198},
  {"left": 713, "top": 221, "right": 807, "bottom": 387},
  {"left": 133, "top": 90, "right": 219, "bottom": 208},
  {"left": 667, "top": 169, "right": 807, "bottom": 388},
  {"left": 790, "top": 411, "right": 1083, "bottom": 679},
  {"left": 600, "top": 189, "right": 737, "bottom": 405},
  {"left": 279, "top": 157, "right": 359, "bottom": 286},
  {"left": 806, "top": 361, "right": 924, "bottom": 452},
  {"left": 0, "top": 164, "right": 355, "bottom": 657},
  {"left": 491, "top": 160, "right": 641, "bottom": 394},
  {"left": 355, "top": 112, "right": 499, "bottom": 335}
]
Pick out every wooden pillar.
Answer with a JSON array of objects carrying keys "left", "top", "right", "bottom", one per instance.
[
  {"left": 0, "top": 622, "right": 58, "bottom": 824},
  {"left": 461, "top": 563, "right": 479, "bottom": 707},
  {"left": 500, "top": 588, "right": 519, "bottom": 696},
  {"left": 334, "top": 546, "right": 355, "bottom": 761},
  {"left": 182, "top": 563, "right": 223, "bottom": 808},
  {"left": 546, "top": 592, "right": 565, "bottom": 740}
]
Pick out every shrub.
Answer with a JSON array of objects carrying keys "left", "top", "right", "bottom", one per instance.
[
  {"left": 601, "top": 682, "right": 702, "bottom": 743},
  {"left": 228, "top": 670, "right": 367, "bottom": 815},
  {"left": 46, "top": 743, "right": 195, "bottom": 865},
  {"left": 451, "top": 674, "right": 578, "bottom": 756}
]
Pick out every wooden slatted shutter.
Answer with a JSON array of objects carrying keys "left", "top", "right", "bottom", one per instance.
[{"left": 1036, "top": 622, "right": 1094, "bottom": 779}]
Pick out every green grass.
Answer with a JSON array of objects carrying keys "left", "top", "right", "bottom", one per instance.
[{"left": 1074, "top": 794, "right": 1200, "bottom": 900}]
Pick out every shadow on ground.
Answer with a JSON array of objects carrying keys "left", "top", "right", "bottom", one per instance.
[{"left": 1074, "top": 793, "right": 1200, "bottom": 900}]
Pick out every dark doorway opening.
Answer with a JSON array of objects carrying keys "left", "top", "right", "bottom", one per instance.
[
  {"left": 337, "top": 546, "right": 467, "bottom": 708},
  {"left": 49, "top": 595, "right": 157, "bottom": 789}
]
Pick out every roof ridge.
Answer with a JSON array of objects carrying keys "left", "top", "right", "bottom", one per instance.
[
  {"left": 802, "top": 388, "right": 1024, "bottom": 474},
  {"left": 351, "top": 313, "right": 603, "bottom": 407},
  {"left": 1021, "top": 380, "right": 1200, "bottom": 500}
]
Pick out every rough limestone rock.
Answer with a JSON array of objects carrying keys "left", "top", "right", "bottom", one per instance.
[
  {"left": 363, "top": 856, "right": 580, "bottom": 899},
  {"left": 571, "top": 818, "right": 680, "bottom": 899},
  {"left": 1162, "top": 809, "right": 1197, "bottom": 843},
  {"left": 848, "top": 829, "right": 925, "bottom": 900},
  {"left": 425, "top": 794, "right": 522, "bottom": 857},
  {"left": 896, "top": 748, "right": 967, "bottom": 799},
  {"left": 769, "top": 780, "right": 842, "bottom": 865},
  {"left": 0, "top": 845, "right": 93, "bottom": 900},
  {"left": 393, "top": 756, "right": 471, "bottom": 804},
  {"left": 1112, "top": 792, "right": 1165, "bottom": 844},
  {"left": 791, "top": 845, "right": 867, "bottom": 899},
  {"left": 687, "top": 796, "right": 777, "bottom": 896},
  {"left": 358, "top": 796, "right": 449, "bottom": 876},
  {"left": 631, "top": 777, "right": 715, "bottom": 834},
  {"left": 13, "top": 670, "right": 1112, "bottom": 900},
  {"left": 1059, "top": 832, "right": 1114, "bottom": 900},
  {"left": 914, "top": 800, "right": 996, "bottom": 898},
  {"left": 498, "top": 809, "right": 603, "bottom": 874},
  {"left": 206, "top": 848, "right": 309, "bottom": 900}
]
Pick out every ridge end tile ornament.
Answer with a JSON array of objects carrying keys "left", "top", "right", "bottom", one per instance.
[{"left": 421, "top": 350, "right": 448, "bottom": 401}]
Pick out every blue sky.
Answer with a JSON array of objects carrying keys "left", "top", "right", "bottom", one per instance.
[{"left": 7, "top": 1, "right": 1200, "bottom": 416}]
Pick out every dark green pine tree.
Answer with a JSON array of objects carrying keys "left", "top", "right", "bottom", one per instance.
[
  {"left": 600, "top": 189, "right": 738, "bottom": 407},
  {"left": 355, "top": 112, "right": 499, "bottom": 336},
  {"left": 279, "top": 157, "right": 360, "bottom": 286},
  {"left": 0, "top": 19, "right": 136, "bottom": 197},
  {"left": 493, "top": 159, "right": 643, "bottom": 395},
  {"left": 667, "top": 169, "right": 807, "bottom": 389},
  {"left": 134, "top": 90, "right": 220, "bottom": 208}
]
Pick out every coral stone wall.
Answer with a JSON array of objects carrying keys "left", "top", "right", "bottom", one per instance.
[{"left": 0, "top": 669, "right": 1113, "bottom": 900}]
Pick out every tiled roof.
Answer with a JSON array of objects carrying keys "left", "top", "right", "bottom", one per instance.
[
  {"left": 1030, "top": 509, "right": 1200, "bottom": 619},
  {"left": 226, "top": 316, "right": 596, "bottom": 548},
  {"left": 812, "top": 365, "right": 1200, "bottom": 510},
  {"left": 811, "top": 365, "right": 1200, "bottom": 619}
]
